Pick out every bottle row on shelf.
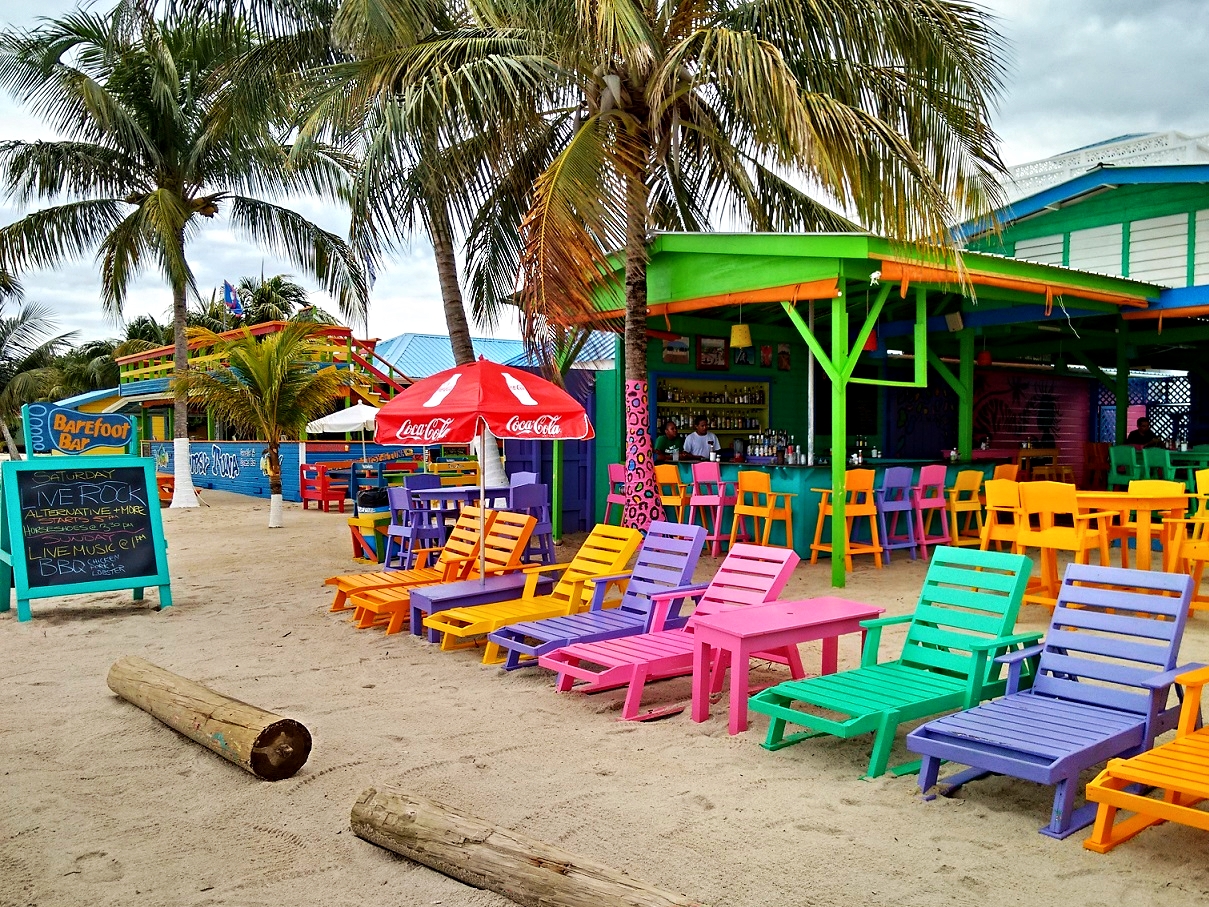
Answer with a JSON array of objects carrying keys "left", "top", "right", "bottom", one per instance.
[
  {"left": 656, "top": 408, "right": 763, "bottom": 432},
  {"left": 656, "top": 382, "right": 766, "bottom": 405}
]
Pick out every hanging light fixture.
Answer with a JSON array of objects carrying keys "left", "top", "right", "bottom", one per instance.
[{"left": 730, "top": 302, "right": 752, "bottom": 348}]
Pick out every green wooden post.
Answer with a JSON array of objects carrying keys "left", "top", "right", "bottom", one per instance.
[
  {"left": 958, "top": 329, "right": 974, "bottom": 460},
  {"left": 552, "top": 440, "right": 564, "bottom": 542},
  {"left": 1115, "top": 321, "right": 1129, "bottom": 443},
  {"left": 830, "top": 294, "right": 848, "bottom": 589},
  {"left": 206, "top": 408, "right": 215, "bottom": 441}
]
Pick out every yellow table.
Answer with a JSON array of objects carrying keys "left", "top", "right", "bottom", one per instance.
[{"left": 1077, "top": 490, "right": 1191, "bottom": 572}]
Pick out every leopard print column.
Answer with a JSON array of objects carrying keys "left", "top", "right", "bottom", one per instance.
[{"left": 622, "top": 378, "right": 664, "bottom": 530}]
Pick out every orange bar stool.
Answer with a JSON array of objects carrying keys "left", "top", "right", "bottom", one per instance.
[
  {"left": 946, "top": 469, "right": 985, "bottom": 547},
  {"left": 604, "top": 462, "right": 627, "bottom": 525},
  {"left": 687, "top": 461, "right": 744, "bottom": 556},
  {"left": 911, "top": 464, "right": 952, "bottom": 558},
  {"left": 729, "top": 470, "right": 797, "bottom": 549},
  {"left": 810, "top": 468, "right": 883, "bottom": 571},
  {"left": 1015, "top": 481, "right": 1112, "bottom": 609},
  {"left": 654, "top": 463, "right": 690, "bottom": 521},
  {"left": 992, "top": 463, "right": 1020, "bottom": 481},
  {"left": 979, "top": 479, "right": 1020, "bottom": 552}
]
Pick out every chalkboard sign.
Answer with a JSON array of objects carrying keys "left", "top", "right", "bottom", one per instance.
[{"left": 0, "top": 457, "right": 172, "bottom": 622}]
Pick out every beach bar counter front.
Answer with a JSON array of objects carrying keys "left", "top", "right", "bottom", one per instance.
[{"left": 591, "top": 234, "right": 1165, "bottom": 585}]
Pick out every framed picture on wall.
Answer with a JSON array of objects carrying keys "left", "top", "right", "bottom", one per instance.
[
  {"left": 661, "top": 334, "right": 690, "bottom": 364},
  {"left": 760, "top": 345, "right": 773, "bottom": 368},
  {"left": 732, "top": 345, "right": 755, "bottom": 367},
  {"left": 776, "top": 342, "right": 792, "bottom": 371},
  {"left": 697, "top": 335, "right": 729, "bottom": 370}
]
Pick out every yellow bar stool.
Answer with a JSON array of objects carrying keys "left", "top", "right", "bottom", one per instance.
[
  {"left": 979, "top": 479, "right": 1020, "bottom": 552},
  {"left": 654, "top": 463, "right": 690, "bottom": 521},
  {"left": 1015, "top": 481, "right": 1112, "bottom": 609},
  {"left": 729, "top": 470, "right": 797, "bottom": 549},
  {"left": 946, "top": 469, "right": 985, "bottom": 547},
  {"left": 810, "top": 468, "right": 883, "bottom": 571}
]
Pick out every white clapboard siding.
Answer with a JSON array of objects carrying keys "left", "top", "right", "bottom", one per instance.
[
  {"left": 1195, "top": 210, "right": 1209, "bottom": 285},
  {"left": 1013, "top": 234, "right": 1064, "bottom": 266},
  {"left": 1069, "top": 224, "right": 1124, "bottom": 276},
  {"left": 1128, "top": 213, "right": 1189, "bottom": 286}
]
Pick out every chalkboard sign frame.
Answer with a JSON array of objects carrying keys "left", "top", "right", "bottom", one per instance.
[{"left": 0, "top": 456, "right": 172, "bottom": 622}]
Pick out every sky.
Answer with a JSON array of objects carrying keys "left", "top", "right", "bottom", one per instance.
[{"left": 2, "top": 0, "right": 1209, "bottom": 344}]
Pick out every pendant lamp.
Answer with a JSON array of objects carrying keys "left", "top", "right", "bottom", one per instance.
[{"left": 730, "top": 302, "right": 752, "bottom": 348}]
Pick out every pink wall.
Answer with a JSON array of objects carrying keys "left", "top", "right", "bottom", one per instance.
[{"left": 973, "top": 370, "right": 1092, "bottom": 484}]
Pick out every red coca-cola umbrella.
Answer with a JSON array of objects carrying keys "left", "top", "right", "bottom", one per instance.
[{"left": 375, "top": 357, "right": 594, "bottom": 577}]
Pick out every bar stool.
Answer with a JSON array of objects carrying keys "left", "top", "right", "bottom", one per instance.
[
  {"left": 1032, "top": 464, "right": 1075, "bottom": 483},
  {"left": 911, "top": 464, "right": 952, "bottom": 558},
  {"left": 1015, "top": 481, "right": 1112, "bottom": 609},
  {"left": 383, "top": 486, "right": 444, "bottom": 571},
  {"left": 946, "top": 469, "right": 985, "bottom": 547},
  {"left": 810, "top": 468, "right": 883, "bottom": 571},
  {"left": 728, "top": 470, "right": 796, "bottom": 549},
  {"left": 992, "top": 463, "right": 1019, "bottom": 481},
  {"left": 654, "top": 463, "right": 691, "bottom": 521},
  {"left": 604, "top": 462, "right": 627, "bottom": 524},
  {"left": 1142, "top": 447, "right": 1179, "bottom": 482},
  {"left": 687, "top": 461, "right": 743, "bottom": 556},
  {"left": 509, "top": 481, "right": 555, "bottom": 564},
  {"left": 1108, "top": 445, "right": 1142, "bottom": 491},
  {"left": 1084, "top": 442, "right": 1110, "bottom": 490},
  {"left": 979, "top": 479, "right": 1020, "bottom": 552},
  {"left": 873, "top": 466, "right": 917, "bottom": 564}
]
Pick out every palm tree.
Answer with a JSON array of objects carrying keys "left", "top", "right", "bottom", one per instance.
[
  {"left": 175, "top": 322, "right": 348, "bottom": 527},
  {"left": 321, "top": 0, "right": 1007, "bottom": 529},
  {"left": 0, "top": 6, "right": 368, "bottom": 507},
  {"left": 0, "top": 300, "right": 76, "bottom": 458},
  {"left": 237, "top": 273, "right": 310, "bottom": 323}
]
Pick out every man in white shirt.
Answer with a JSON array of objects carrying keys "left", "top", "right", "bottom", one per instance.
[{"left": 681, "top": 415, "right": 721, "bottom": 460}]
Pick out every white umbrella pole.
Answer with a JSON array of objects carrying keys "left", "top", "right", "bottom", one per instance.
[{"left": 479, "top": 420, "right": 487, "bottom": 586}]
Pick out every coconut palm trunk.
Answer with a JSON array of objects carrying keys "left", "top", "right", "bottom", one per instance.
[
  {"left": 267, "top": 442, "right": 283, "bottom": 527},
  {"left": 0, "top": 419, "right": 21, "bottom": 460},
  {"left": 170, "top": 253, "right": 199, "bottom": 507}
]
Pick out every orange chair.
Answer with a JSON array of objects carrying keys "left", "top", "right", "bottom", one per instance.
[
  {"left": 604, "top": 462, "right": 627, "bottom": 525},
  {"left": 1015, "top": 481, "right": 1112, "bottom": 609},
  {"left": 729, "top": 470, "right": 797, "bottom": 549},
  {"left": 654, "top": 463, "right": 690, "bottom": 521},
  {"left": 810, "top": 469, "right": 882, "bottom": 571},
  {"left": 946, "top": 469, "right": 985, "bottom": 547},
  {"left": 979, "top": 479, "right": 1020, "bottom": 552},
  {"left": 993, "top": 463, "right": 1019, "bottom": 481}
]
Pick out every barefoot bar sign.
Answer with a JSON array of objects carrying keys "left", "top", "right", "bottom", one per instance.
[{"left": 23, "top": 402, "right": 138, "bottom": 455}]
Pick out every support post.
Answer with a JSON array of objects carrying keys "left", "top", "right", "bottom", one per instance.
[
  {"left": 807, "top": 301, "right": 815, "bottom": 465},
  {"left": 958, "top": 329, "right": 974, "bottom": 460},
  {"left": 551, "top": 440, "right": 564, "bottom": 542},
  {"left": 1115, "top": 322, "right": 1129, "bottom": 444},
  {"left": 830, "top": 294, "right": 848, "bottom": 589}
]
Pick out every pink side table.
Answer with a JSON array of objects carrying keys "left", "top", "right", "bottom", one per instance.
[{"left": 690, "top": 596, "right": 885, "bottom": 734}]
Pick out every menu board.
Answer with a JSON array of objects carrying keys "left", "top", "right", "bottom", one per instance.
[{"left": 0, "top": 456, "right": 171, "bottom": 622}]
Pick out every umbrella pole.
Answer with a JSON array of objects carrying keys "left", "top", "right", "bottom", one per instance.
[{"left": 479, "top": 421, "right": 487, "bottom": 586}]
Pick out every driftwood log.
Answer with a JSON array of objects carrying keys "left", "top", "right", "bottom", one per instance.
[
  {"left": 106, "top": 656, "right": 311, "bottom": 781},
  {"left": 350, "top": 786, "right": 702, "bottom": 907}
]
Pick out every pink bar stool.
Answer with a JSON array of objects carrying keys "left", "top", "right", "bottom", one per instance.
[
  {"left": 604, "top": 462, "right": 626, "bottom": 525},
  {"left": 687, "top": 461, "right": 745, "bottom": 556},
  {"left": 912, "top": 464, "right": 952, "bottom": 558}
]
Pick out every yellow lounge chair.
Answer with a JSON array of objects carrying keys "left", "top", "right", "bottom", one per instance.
[
  {"left": 1083, "top": 665, "right": 1209, "bottom": 853},
  {"left": 325, "top": 506, "right": 492, "bottom": 612},
  {"left": 422, "top": 524, "right": 643, "bottom": 663},
  {"left": 348, "top": 510, "right": 537, "bottom": 635}
]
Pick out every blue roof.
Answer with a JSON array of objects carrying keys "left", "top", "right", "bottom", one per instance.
[
  {"left": 501, "top": 331, "right": 617, "bottom": 367},
  {"left": 372, "top": 333, "right": 528, "bottom": 379}
]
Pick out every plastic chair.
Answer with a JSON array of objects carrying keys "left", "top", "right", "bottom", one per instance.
[
  {"left": 1015, "top": 481, "right": 1112, "bottom": 609},
  {"left": 873, "top": 466, "right": 917, "bottom": 564},
  {"left": 810, "top": 468, "right": 883, "bottom": 571},
  {"left": 912, "top": 464, "right": 952, "bottom": 558},
  {"left": 979, "top": 479, "right": 1020, "bottom": 552},
  {"left": 510, "top": 471, "right": 538, "bottom": 488},
  {"left": 508, "top": 481, "right": 555, "bottom": 564},
  {"left": 728, "top": 470, "right": 796, "bottom": 549},
  {"left": 654, "top": 463, "right": 690, "bottom": 521},
  {"left": 687, "top": 461, "right": 744, "bottom": 556},
  {"left": 992, "top": 463, "right": 1019, "bottom": 481},
  {"left": 604, "top": 463, "right": 627, "bottom": 525},
  {"left": 1142, "top": 447, "right": 1178, "bottom": 482},
  {"left": 946, "top": 470, "right": 985, "bottom": 547},
  {"left": 383, "top": 486, "right": 444, "bottom": 571},
  {"left": 1108, "top": 445, "right": 1142, "bottom": 491}
]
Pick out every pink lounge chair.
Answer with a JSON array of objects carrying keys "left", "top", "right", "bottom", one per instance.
[{"left": 537, "top": 544, "right": 801, "bottom": 720}]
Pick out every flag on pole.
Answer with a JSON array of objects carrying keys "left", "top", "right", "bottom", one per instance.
[{"left": 222, "top": 281, "right": 244, "bottom": 315}]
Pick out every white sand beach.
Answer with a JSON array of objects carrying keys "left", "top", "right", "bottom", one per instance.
[{"left": 2, "top": 490, "right": 1207, "bottom": 907}]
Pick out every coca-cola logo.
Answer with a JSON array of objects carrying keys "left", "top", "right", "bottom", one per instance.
[
  {"left": 505, "top": 415, "right": 563, "bottom": 436},
  {"left": 394, "top": 418, "right": 455, "bottom": 442}
]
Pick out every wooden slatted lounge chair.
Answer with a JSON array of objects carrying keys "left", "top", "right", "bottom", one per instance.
[
  {"left": 486, "top": 522, "right": 706, "bottom": 671},
  {"left": 537, "top": 544, "right": 800, "bottom": 721},
  {"left": 347, "top": 510, "right": 538, "bottom": 635},
  {"left": 747, "top": 546, "right": 1035, "bottom": 779},
  {"left": 1083, "top": 665, "right": 1209, "bottom": 853},
  {"left": 908, "top": 564, "right": 1196, "bottom": 838},
  {"left": 422, "top": 524, "right": 643, "bottom": 661}
]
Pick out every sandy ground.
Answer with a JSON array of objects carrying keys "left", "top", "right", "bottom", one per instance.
[{"left": 3, "top": 490, "right": 1209, "bottom": 907}]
